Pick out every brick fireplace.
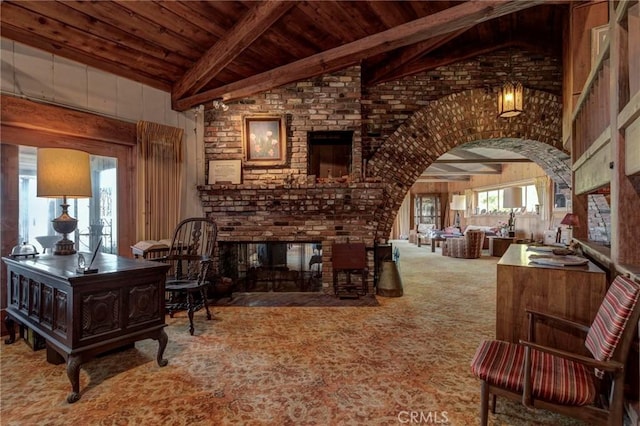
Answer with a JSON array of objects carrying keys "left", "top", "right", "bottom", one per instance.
[{"left": 199, "top": 182, "right": 385, "bottom": 294}]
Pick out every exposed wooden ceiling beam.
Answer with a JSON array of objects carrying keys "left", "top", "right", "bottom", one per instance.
[
  {"left": 174, "top": 0, "right": 545, "bottom": 110},
  {"left": 172, "top": 1, "right": 295, "bottom": 101},
  {"left": 433, "top": 158, "right": 532, "bottom": 164},
  {"left": 365, "top": 27, "right": 470, "bottom": 85},
  {"left": 417, "top": 176, "right": 471, "bottom": 182},
  {"left": 422, "top": 170, "right": 502, "bottom": 176},
  {"left": 383, "top": 39, "right": 555, "bottom": 84}
]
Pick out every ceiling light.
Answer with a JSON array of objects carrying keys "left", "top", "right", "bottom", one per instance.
[{"left": 497, "top": 49, "right": 523, "bottom": 118}]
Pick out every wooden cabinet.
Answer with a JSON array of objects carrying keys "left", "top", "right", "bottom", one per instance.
[
  {"left": 488, "top": 237, "right": 515, "bottom": 257},
  {"left": 2, "top": 253, "right": 170, "bottom": 403},
  {"left": 496, "top": 244, "right": 607, "bottom": 355}
]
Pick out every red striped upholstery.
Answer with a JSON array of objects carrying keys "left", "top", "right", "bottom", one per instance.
[
  {"left": 585, "top": 275, "right": 640, "bottom": 362},
  {"left": 471, "top": 340, "right": 596, "bottom": 406}
]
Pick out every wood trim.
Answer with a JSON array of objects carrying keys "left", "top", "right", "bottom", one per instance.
[
  {"left": 0, "top": 96, "right": 137, "bottom": 258},
  {"left": 1, "top": 95, "right": 137, "bottom": 146},
  {"left": 1, "top": 144, "right": 19, "bottom": 319}
]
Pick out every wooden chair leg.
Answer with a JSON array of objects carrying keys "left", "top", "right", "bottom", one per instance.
[
  {"left": 186, "top": 291, "right": 195, "bottom": 336},
  {"left": 200, "top": 288, "right": 212, "bottom": 320},
  {"left": 491, "top": 394, "right": 496, "bottom": 414},
  {"left": 480, "top": 381, "right": 489, "bottom": 426}
]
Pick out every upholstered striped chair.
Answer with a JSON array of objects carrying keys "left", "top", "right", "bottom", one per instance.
[
  {"left": 470, "top": 275, "right": 640, "bottom": 426},
  {"left": 443, "top": 230, "right": 484, "bottom": 258}
]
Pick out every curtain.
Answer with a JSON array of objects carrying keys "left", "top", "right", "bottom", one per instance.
[
  {"left": 391, "top": 192, "right": 411, "bottom": 240},
  {"left": 464, "top": 189, "right": 474, "bottom": 218},
  {"left": 534, "top": 176, "right": 550, "bottom": 221},
  {"left": 136, "top": 121, "right": 184, "bottom": 242}
]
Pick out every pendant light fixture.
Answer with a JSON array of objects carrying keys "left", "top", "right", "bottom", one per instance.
[{"left": 497, "top": 49, "right": 523, "bottom": 118}]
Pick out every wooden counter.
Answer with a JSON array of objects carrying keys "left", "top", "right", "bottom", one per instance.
[{"left": 496, "top": 244, "right": 607, "bottom": 355}]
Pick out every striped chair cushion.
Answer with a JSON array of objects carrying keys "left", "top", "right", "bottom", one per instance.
[
  {"left": 585, "top": 275, "right": 640, "bottom": 363},
  {"left": 471, "top": 340, "right": 596, "bottom": 406}
]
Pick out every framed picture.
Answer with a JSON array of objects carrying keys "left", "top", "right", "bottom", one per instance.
[
  {"left": 591, "top": 24, "right": 608, "bottom": 67},
  {"left": 242, "top": 115, "right": 286, "bottom": 166},
  {"left": 208, "top": 160, "right": 242, "bottom": 184}
]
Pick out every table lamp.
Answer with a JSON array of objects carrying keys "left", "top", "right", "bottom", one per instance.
[
  {"left": 37, "top": 148, "right": 92, "bottom": 255},
  {"left": 502, "top": 187, "right": 522, "bottom": 237},
  {"left": 450, "top": 194, "right": 466, "bottom": 229},
  {"left": 560, "top": 213, "right": 580, "bottom": 244}
]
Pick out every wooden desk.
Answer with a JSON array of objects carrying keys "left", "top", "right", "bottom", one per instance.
[
  {"left": 2, "top": 253, "right": 170, "bottom": 403},
  {"left": 496, "top": 244, "right": 607, "bottom": 355}
]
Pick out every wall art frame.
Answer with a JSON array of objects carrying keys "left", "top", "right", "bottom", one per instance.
[
  {"left": 242, "top": 115, "right": 286, "bottom": 166},
  {"left": 208, "top": 159, "right": 242, "bottom": 184}
]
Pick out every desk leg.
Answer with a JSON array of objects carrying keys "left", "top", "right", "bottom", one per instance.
[
  {"left": 156, "top": 329, "right": 169, "bottom": 367},
  {"left": 431, "top": 239, "right": 436, "bottom": 253},
  {"left": 66, "top": 355, "right": 82, "bottom": 403},
  {"left": 3, "top": 315, "right": 16, "bottom": 344}
]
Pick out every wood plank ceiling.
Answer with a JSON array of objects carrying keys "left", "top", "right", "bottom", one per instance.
[
  {"left": 1, "top": 1, "right": 568, "bottom": 181},
  {"left": 1, "top": 0, "right": 567, "bottom": 112}
]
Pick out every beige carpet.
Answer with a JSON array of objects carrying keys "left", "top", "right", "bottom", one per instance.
[{"left": 0, "top": 241, "right": 586, "bottom": 425}]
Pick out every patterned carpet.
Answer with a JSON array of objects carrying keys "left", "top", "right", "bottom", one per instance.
[{"left": 0, "top": 241, "right": 587, "bottom": 425}]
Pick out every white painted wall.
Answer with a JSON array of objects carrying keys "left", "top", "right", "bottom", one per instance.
[{"left": 1, "top": 38, "right": 205, "bottom": 219}]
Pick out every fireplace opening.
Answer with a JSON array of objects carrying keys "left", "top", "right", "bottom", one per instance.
[
  {"left": 308, "top": 131, "right": 353, "bottom": 178},
  {"left": 219, "top": 242, "right": 322, "bottom": 292}
]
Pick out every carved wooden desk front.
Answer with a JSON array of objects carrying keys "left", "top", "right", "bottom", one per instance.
[{"left": 2, "top": 253, "right": 170, "bottom": 403}]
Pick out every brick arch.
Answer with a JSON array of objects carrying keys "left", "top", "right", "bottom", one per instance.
[{"left": 367, "top": 88, "right": 570, "bottom": 237}]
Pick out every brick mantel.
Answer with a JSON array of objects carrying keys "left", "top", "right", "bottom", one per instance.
[{"left": 199, "top": 182, "right": 384, "bottom": 240}]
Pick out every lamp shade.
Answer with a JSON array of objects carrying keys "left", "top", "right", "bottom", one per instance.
[
  {"left": 560, "top": 213, "right": 580, "bottom": 228},
  {"left": 503, "top": 187, "right": 522, "bottom": 209},
  {"left": 37, "top": 148, "right": 92, "bottom": 198},
  {"left": 450, "top": 194, "right": 466, "bottom": 211}
]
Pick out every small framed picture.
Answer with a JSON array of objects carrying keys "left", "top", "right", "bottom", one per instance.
[
  {"left": 242, "top": 115, "right": 286, "bottom": 166},
  {"left": 208, "top": 159, "right": 242, "bottom": 184}
]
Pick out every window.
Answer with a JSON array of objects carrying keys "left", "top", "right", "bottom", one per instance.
[
  {"left": 18, "top": 146, "right": 118, "bottom": 254},
  {"left": 476, "top": 184, "right": 538, "bottom": 214}
]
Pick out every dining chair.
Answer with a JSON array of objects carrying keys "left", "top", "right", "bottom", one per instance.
[{"left": 162, "top": 217, "right": 218, "bottom": 335}]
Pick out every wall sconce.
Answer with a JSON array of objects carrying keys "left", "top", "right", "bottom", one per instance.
[
  {"left": 502, "top": 187, "right": 522, "bottom": 237},
  {"left": 497, "top": 50, "right": 523, "bottom": 118},
  {"left": 212, "top": 100, "right": 229, "bottom": 111},
  {"left": 37, "top": 148, "right": 92, "bottom": 255},
  {"left": 450, "top": 194, "right": 466, "bottom": 229}
]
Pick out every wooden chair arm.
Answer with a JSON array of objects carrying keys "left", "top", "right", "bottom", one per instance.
[
  {"left": 525, "top": 309, "right": 590, "bottom": 343},
  {"left": 519, "top": 339, "right": 625, "bottom": 372},
  {"left": 526, "top": 309, "right": 591, "bottom": 333}
]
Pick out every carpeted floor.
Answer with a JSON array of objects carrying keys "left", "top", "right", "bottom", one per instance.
[{"left": 0, "top": 241, "right": 587, "bottom": 425}]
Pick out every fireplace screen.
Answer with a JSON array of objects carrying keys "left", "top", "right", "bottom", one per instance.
[{"left": 219, "top": 242, "right": 322, "bottom": 292}]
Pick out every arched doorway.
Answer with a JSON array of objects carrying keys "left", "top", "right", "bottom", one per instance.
[{"left": 366, "top": 88, "right": 571, "bottom": 238}]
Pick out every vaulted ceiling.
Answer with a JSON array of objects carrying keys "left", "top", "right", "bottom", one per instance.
[
  {"left": 1, "top": 1, "right": 569, "bottom": 182},
  {"left": 1, "top": 0, "right": 567, "bottom": 112}
]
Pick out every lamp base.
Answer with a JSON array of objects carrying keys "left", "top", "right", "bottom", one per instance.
[
  {"left": 54, "top": 238, "right": 76, "bottom": 255},
  {"left": 51, "top": 201, "right": 78, "bottom": 255}
]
